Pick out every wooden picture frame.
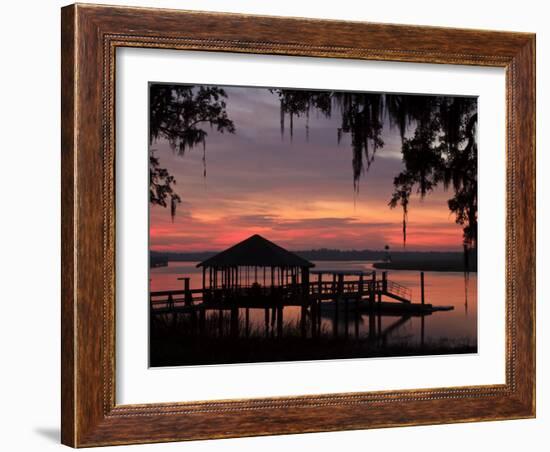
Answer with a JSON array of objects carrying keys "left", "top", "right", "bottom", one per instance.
[{"left": 61, "top": 3, "right": 535, "bottom": 447}]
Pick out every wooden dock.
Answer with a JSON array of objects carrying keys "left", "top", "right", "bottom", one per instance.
[
  {"left": 150, "top": 270, "right": 456, "bottom": 342},
  {"left": 150, "top": 271, "right": 452, "bottom": 319}
]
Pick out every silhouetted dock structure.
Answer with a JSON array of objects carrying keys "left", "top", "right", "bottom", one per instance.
[{"left": 150, "top": 235, "right": 453, "bottom": 338}]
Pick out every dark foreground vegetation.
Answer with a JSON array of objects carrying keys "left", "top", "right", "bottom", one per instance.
[{"left": 150, "top": 312, "right": 476, "bottom": 367}]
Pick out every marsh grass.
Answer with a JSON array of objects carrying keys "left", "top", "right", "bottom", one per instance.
[{"left": 149, "top": 312, "right": 476, "bottom": 367}]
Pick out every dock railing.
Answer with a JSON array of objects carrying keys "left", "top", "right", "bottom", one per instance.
[{"left": 150, "top": 276, "right": 415, "bottom": 312}]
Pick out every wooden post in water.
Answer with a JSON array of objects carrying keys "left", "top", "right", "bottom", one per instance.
[
  {"left": 311, "top": 302, "right": 317, "bottom": 338},
  {"left": 264, "top": 308, "right": 269, "bottom": 338},
  {"left": 184, "top": 278, "right": 192, "bottom": 306},
  {"left": 337, "top": 273, "right": 344, "bottom": 294},
  {"left": 277, "top": 305, "right": 283, "bottom": 338},
  {"left": 300, "top": 304, "right": 307, "bottom": 338},
  {"left": 191, "top": 306, "right": 197, "bottom": 335},
  {"left": 354, "top": 306, "right": 360, "bottom": 339},
  {"left": 334, "top": 273, "right": 344, "bottom": 338},
  {"left": 371, "top": 271, "right": 376, "bottom": 306},
  {"left": 379, "top": 272, "right": 386, "bottom": 304},
  {"left": 317, "top": 298, "right": 322, "bottom": 335},
  {"left": 271, "top": 306, "right": 277, "bottom": 337},
  {"left": 369, "top": 311, "right": 375, "bottom": 342},
  {"left": 230, "top": 305, "right": 239, "bottom": 338},
  {"left": 245, "top": 308, "right": 250, "bottom": 338},
  {"left": 421, "top": 314, "right": 425, "bottom": 348},
  {"left": 420, "top": 271, "right": 425, "bottom": 305},
  {"left": 344, "top": 296, "right": 349, "bottom": 339},
  {"left": 199, "top": 306, "right": 205, "bottom": 336}
]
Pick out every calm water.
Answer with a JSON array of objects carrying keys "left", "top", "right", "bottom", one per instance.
[{"left": 150, "top": 260, "right": 477, "bottom": 348}]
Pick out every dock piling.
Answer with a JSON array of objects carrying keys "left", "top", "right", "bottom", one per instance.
[{"left": 420, "top": 272, "right": 425, "bottom": 305}]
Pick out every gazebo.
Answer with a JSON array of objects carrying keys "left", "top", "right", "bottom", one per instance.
[{"left": 197, "top": 234, "right": 314, "bottom": 292}]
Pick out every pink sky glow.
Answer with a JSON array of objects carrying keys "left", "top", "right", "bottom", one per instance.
[{"left": 150, "top": 86, "right": 467, "bottom": 253}]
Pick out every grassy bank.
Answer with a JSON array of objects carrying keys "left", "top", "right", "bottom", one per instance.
[
  {"left": 149, "top": 313, "right": 476, "bottom": 367},
  {"left": 150, "top": 336, "right": 476, "bottom": 367}
]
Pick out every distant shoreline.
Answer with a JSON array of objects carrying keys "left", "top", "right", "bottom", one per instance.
[
  {"left": 151, "top": 249, "right": 473, "bottom": 261},
  {"left": 151, "top": 249, "right": 477, "bottom": 273},
  {"left": 372, "top": 261, "right": 476, "bottom": 273}
]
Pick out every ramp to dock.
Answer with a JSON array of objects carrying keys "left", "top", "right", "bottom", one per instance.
[{"left": 382, "top": 280, "right": 412, "bottom": 303}]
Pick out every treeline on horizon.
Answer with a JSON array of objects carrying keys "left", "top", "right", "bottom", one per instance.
[{"left": 150, "top": 248, "right": 477, "bottom": 262}]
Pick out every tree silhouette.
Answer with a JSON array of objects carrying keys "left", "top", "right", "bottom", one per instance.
[
  {"left": 273, "top": 90, "right": 477, "bottom": 250},
  {"left": 272, "top": 90, "right": 384, "bottom": 191},
  {"left": 149, "top": 84, "right": 235, "bottom": 219},
  {"left": 388, "top": 96, "right": 477, "bottom": 249},
  {"left": 149, "top": 84, "right": 477, "bottom": 252}
]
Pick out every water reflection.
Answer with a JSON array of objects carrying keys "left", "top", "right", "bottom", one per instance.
[{"left": 150, "top": 260, "right": 477, "bottom": 351}]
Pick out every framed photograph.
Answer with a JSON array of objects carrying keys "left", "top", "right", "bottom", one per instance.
[{"left": 61, "top": 3, "right": 535, "bottom": 447}]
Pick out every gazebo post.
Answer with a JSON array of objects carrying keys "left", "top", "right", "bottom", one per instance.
[{"left": 301, "top": 266, "right": 310, "bottom": 297}]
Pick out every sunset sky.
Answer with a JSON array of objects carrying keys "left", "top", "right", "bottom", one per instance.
[{"left": 149, "top": 85, "right": 466, "bottom": 253}]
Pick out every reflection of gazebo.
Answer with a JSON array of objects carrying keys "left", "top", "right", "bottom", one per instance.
[{"left": 197, "top": 234, "right": 314, "bottom": 291}]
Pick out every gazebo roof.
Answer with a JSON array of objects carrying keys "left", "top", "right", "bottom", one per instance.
[{"left": 197, "top": 234, "right": 314, "bottom": 269}]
